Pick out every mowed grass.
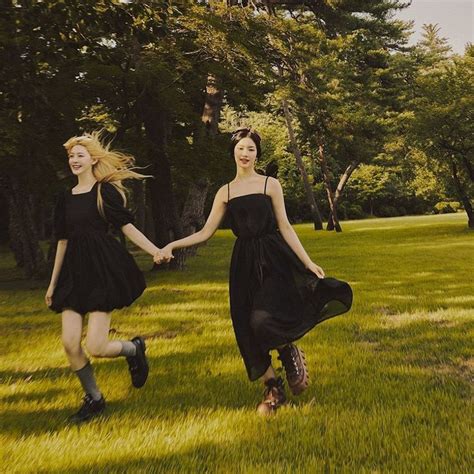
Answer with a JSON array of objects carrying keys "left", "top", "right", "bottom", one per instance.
[{"left": 0, "top": 213, "right": 472, "bottom": 473}]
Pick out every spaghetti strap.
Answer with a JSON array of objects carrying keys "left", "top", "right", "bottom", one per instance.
[
  {"left": 264, "top": 176, "right": 269, "bottom": 195},
  {"left": 227, "top": 182, "right": 230, "bottom": 202}
]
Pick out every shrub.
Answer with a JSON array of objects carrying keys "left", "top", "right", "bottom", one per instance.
[
  {"left": 433, "top": 201, "right": 461, "bottom": 214},
  {"left": 377, "top": 205, "right": 399, "bottom": 217},
  {"left": 340, "top": 203, "right": 365, "bottom": 220}
]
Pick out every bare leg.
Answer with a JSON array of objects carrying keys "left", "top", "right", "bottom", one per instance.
[
  {"left": 85, "top": 311, "right": 123, "bottom": 358},
  {"left": 256, "top": 363, "right": 286, "bottom": 415},
  {"left": 261, "top": 363, "right": 277, "bottom": 382},
  {"left": 62, "top": 309, "right": 88, "bottom": 370},
  {"left": 85, "top": 311, "right": 149, "bottom": 389},
  {"left": 62, "top": 309, "right": 102, "bottom": 401}
]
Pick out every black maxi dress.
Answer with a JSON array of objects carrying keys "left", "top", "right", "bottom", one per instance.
[
  {"left": 50, "top": 181, "right": 146, "bottom": 315},
  {"left": 227, "top": 177, "right": 353, "bottom": 381}
]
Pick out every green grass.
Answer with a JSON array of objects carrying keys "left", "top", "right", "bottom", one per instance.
[{"left": 1, "top": 213, "right": 472, "bottom": 473}]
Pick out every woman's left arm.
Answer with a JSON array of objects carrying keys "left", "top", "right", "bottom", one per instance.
[
  {"left": 121, "top": 223, "right": 160, "bottom": 257},
  {"left": 267, "top": 177, "right": 325, "bottom": 278}
]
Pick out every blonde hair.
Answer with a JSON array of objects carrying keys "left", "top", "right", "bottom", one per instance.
[{"left": 63, "top": 130, "right": 150, "bottom": 218}]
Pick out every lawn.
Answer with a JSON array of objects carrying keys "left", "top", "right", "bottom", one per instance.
[{"left": 1, "top": 213, "right": 472, "bottom": 473}]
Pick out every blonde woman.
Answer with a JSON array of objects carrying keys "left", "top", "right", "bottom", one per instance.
[
  {"left": 155, "top": 128, "right": 353, "bottom": 415},
  {"left": 45, "top": 132, "right": 161, "bottom": 423}
]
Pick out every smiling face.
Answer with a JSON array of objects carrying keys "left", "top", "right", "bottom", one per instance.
[
  {"left": 234, "top": 137, "right": 258, "bottom": 169},
  {"left": 68, "top": 144, "right": 97, "bottom": 176}
]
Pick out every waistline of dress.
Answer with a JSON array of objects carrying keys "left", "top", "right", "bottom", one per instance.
[
  {"left": 67, "top": 227, "right": 110, "bottom": 238},
  {"left": 236, "top": 231, "right": 279, "bottom": 241}
]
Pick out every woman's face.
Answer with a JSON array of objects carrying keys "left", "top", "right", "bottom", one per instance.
[
  {"left": 68, "top": 144, "right": 96, "bottom": 176},
  {"left": 234, "top": 137, "right": 258, "bottom": 169}
]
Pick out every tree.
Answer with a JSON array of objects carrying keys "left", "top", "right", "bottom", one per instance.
[
  {"left": 0, "top": 0, "right": 88, "bottom": 277},
  {"left": 418, "top": 23, "right": 452, "bottom": 67},
  {"left": 254, "top": 0, "right": 412, "bottom": 231},
  {"left": 411, "top": 51, "right": 474, "bottom": 228}
]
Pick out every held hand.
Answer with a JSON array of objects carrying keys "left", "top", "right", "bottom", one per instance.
[
  {"left": 307, "top": 262, "right": 325, "bottom": 279},
  {"left": 153, "top": 250, "right": 161, "bottom": 264},
  {"left": 160, "top": 244, "right": 174, "bottom": 263},
  {"left": 153, "top": 249, "right": 166, "bottom": 265},
  {"left": 153, "top": 245, "right": 174, "bottom": 264},
  {"left": 45, "top": 285, "right": 55, "bottom": 307}
]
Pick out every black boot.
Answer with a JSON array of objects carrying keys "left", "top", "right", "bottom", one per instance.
[
  {"left": 126, "top": 336, "right": 149, "bottom": 388},
  {"left": 69, "top": 394, "right": 106, "bottom": 423},
  {"left": 256, "top": 376, "right": 287, "bottom": 415},
  {"left": 277, "top": 343, "right": 309, "bottom": 396}
]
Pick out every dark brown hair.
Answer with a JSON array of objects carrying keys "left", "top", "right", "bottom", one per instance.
[{"left": 229, "top": 127, "right": 262, "bottom": 160}]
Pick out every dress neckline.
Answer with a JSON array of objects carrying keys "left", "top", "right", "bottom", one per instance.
[
  {"left": 227, "top": 193, "right": 271, "bottom": 204},
  {"left": 71, "top": 181, "right": 98, "bottom": 195}
]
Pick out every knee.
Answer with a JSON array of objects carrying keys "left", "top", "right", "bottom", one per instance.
[
  {"left": 62, "top": 336, "right": 82, "bottom": 358},
  {"left": 85, "top": 339, "right": 108, "bottom": 358}
]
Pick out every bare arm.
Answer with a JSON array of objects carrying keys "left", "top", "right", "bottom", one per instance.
[
  {"left": 45, "top": 239, "right": 68, "bottom": 306},
  {"left": 267, "top": 177, "right": 325, "bottom": 278},
  {"left": 121, "top": 223, "right": 160, "bottom": 256},
  {"left": 155, "top": 185, "right": 228, "bottom": 262}
]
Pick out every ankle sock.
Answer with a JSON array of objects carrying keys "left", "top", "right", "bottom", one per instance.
[
  {"left": 118, "top": 340, "right": 137, "bottom": 357},
  {"left": 75, "top": 361, "right": 102, "bottom": 401}
]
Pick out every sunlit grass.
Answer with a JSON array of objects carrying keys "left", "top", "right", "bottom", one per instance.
[{"left": 1, "top": 213, "right": 472, "bottom": 473}]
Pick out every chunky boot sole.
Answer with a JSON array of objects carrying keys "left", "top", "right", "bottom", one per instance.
[
  {"left": 289, "top": 345, "right": 309, "bottom": 396},
  {"left": 278, "top": 344, "right": 310, "bottom": 396}
]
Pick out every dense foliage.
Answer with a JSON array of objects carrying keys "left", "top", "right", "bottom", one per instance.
[{"left": 0, "top": 1, "right": 472, "bottom": 276}]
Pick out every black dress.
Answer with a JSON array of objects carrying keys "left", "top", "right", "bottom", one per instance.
[
  {"left": 50, "top": 181, "right": 146, "bottom": 315},
  {"left": 227, "top": 177, "right": 353, "bottom": 381}
]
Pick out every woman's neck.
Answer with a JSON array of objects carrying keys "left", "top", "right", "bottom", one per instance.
[
  {"left": 235, "top": 168, "right": 259, "bottom": 181},
  {"left": 76, "top": 171, "right": 97, "bottom": 188}
]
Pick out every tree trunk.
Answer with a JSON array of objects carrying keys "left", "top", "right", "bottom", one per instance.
[
  {"left": 145, "top": 200, "right": 156, "bottom": 244},
  {"left": 201, "top": 74, "right": 222, "bottom": 137},
  {"left": 451, "top": 160, "right": 474, "bottom": 229},
  {"left": 141, "top": 103, "right": 185, "bottom": 269},
  {"left": 282, "top": 100, "right": 324, "bottom": 230},
  {"left": 181, "top": 178, "right": 210, "bottom": 257},
  {"left": 461, "top": 155, "right": 473, "bottom": 182},
  {"left": 1, "top": 175, "right": 46, "bottom": 278},
  {"left": 327, "top": 161, "right": 359, "bottom": 230},
  {"left": 318, "top": 144, "right": 342, "bottom": 232},
  {"left": 131, "top": 179, "right": 147, "bottom": 233},
  {"left": 139, "top": 70, "right": 222, "bottom": 270},
  {"left": 175, "top": 73, "right": 222, "bottom": 259}
]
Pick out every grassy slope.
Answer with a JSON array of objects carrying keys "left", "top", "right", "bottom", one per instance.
[{"left": 0, "top": 213, "right": 472, "bottom": 473}]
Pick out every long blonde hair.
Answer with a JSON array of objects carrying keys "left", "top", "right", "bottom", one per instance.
[{"left": 63, "top": 131, "right": 150, "bottom": 218}]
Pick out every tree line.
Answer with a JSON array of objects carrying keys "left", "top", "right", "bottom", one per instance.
[{"left": 0, "top": 1, "right": 472, "bottom": 278}]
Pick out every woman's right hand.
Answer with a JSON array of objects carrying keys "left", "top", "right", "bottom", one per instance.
[
  {"left": 306, "top": 262, "right": 325, "bottom": 279},
  {"left": 45, "top": 285, "right": 55, "bottom": 307},
  {"left": 154, "top": 244, "right": 174, "bottom": 264}
]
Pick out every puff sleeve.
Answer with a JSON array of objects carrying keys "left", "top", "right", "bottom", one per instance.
[
  {"left": 53, "top": 191, "right": 68, "bottom": 240},
  {"left": 100, "top": 182, "right": 134, "bottom": 229}
]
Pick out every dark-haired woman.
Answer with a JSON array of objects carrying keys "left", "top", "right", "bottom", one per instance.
[{"left": 155, "top": 128, "right": 353, "bottom": 415}]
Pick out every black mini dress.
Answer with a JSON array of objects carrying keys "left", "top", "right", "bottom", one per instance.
[
  {"left": 50, "top": 181, "right": 146, "bottom": 315},
  {"left": 227, "top": 177, "right": 353, "bottom": 381}
]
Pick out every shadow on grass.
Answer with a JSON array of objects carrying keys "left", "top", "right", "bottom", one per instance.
[
  {"left": 0, "top": 366, "right": 72, "bottom": 385},
  {"left": 0, "top": 398, "right": 129, "bottom": 435},
  {"left": 0, "top": 343, "right": 253, "bottom": 436},
  {"left": 44, "top": 442, "right": 262, "bottom": 474},
  {"left": 7, "top": 313, "right": 470, "bottom": 435},
  {"left": 1, "top": 388, "right": 64, "bottom": 404}
]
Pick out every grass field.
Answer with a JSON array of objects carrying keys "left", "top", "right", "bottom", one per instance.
[{"left": 1, "top": 213, "right": 472, "bottom": 473}]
